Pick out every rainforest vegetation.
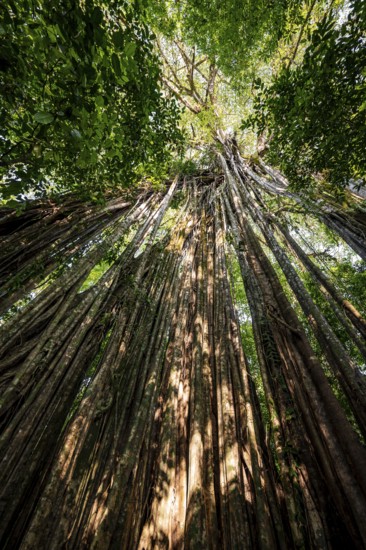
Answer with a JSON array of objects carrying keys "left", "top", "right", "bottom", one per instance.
[{"left": 0, "top": 0, "right": 366, "bottom": 548}]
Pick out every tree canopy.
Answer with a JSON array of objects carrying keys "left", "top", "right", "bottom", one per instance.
[
  {"left": 1, "top": 0, "right": 365, "bottom": 199},
  {"left": 245, "top": 0, "right": 366, "bottom": 190},
  {"left": 0, "top": 0, "right": 181, "bottom": 203}
]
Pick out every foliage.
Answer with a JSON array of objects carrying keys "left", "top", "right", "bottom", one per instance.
[
  {"left": 0, "top": 0, "right": 182, "bottom": 201},
  {"left": 149, "top": 0, "right": 301, "bottom": 81},
  {"left": 168, "top": 157, "right": 198, "bottom": 177},
  {"left": 330, "top": 259, "right": 366, "bottom": 312},
  {"left": 244, "top": 0, "right": 366, "bottom": 189},
  {"left": 78, "top": 260, "right": 112, "bottom": 292}
]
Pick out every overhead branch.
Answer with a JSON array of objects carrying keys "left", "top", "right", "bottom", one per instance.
[
  {"left": 161, "top": 76, "right": 201, "bottom": 114},
  {"left": 174, "top": 41, "right": 206, "bottom": 106},
  {"left": 205, "top": 63, "right": 218, "bottom": 105},
  {"left": 287, "top": 0, "right": 317, "bottom": 70},
  {"left": 157, "top": 40, "right": 192, "bottom": 94}
]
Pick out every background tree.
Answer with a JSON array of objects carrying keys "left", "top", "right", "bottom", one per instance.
[
  {"left": 0, "top": 0, "right": 181, "bottom": 202},
  {"left": 244, "top": 0, "right": 366, "bottom": 190}
]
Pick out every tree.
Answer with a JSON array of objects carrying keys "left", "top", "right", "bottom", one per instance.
[
  {"left": 0, "top": 0, "right": 181, "bottom": 202},
  {"left": 1, "top": 133, "right": 366, "bottom": 547},
  {"left": 148, "top": 0, "right": 303, "bottom": 82},
  {"left": 244, "top": 0, "right": 366, "bottom": 189},
  {"left": 1, "top": 1, "right": 366, "bottom": 549}
]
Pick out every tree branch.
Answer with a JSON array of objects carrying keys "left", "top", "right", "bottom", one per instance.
[
  {"left": 287, "top": 0, "right": 317, "bottom": 70},
  {"left": 160, "top": 76, "right": 201, "bottom": 114}
]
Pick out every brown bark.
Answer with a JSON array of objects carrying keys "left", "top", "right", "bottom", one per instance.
[{"left": 1, "top": 148, "right": 366, "bottom": 549}]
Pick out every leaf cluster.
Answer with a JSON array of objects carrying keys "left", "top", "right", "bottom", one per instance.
[
  {"left": 0, "top": 0, "right": 182, "bottom": 201},
  {"left": 244, "top": 0, "right": 366, "bottom": 190},
  {"left": 151, "top": 0, "right": 301, "bottom": 81}
]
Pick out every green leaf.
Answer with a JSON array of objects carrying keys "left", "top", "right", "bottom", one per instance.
[
  {"left": 127, "top": 58, "right": 137, "bottom": 75},
  {"left": 95, "top": 96, "right": 104, "bottom": 108},
  {"left": 124, "top": 42, "right": 136, "bottom": 58},
  {"left": 91, "top": 7, "right": 104, "bottom": 25},
  {"left": 111, "top": 53, "right": 121, "bottom": 77},
  {"left": 70, "top": 129, "right": 82, "bottom": 139},
  {"left": 34, "top": 112, "right": 54, "bottom": 124},
  {"left": 112, "top": 31, "right": 124, "bottom": 48}
]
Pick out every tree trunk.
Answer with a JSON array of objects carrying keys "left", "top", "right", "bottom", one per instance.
[{"left": 1, "top": 140, "right": 366, "bottom": 549}]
